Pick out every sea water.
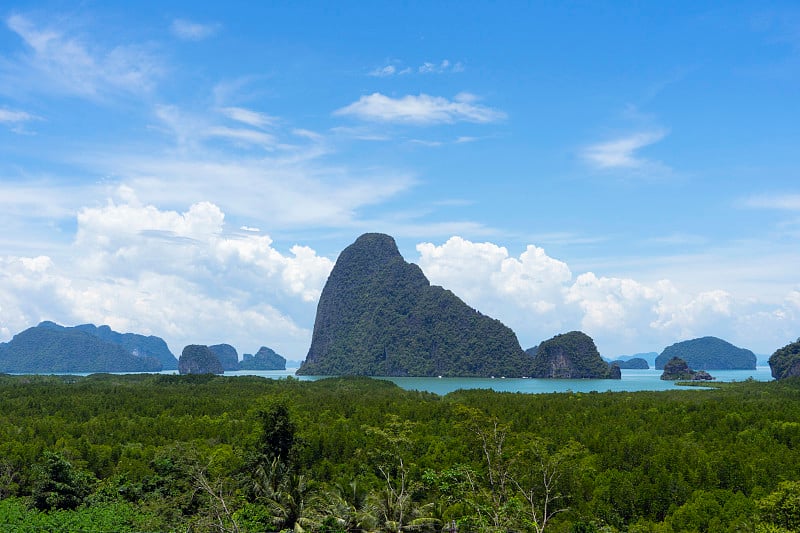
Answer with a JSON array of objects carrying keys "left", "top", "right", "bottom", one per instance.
[{"left": 224, "top": 366, "right": 774, "bottom": 395}]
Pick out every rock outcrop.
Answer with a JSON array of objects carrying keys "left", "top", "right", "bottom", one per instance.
[
  {"left": 529, "top": 331, "right": 620, "bottom": 379},
  {"left": 769, "top": 338, "right": 800, "bottom": 380},
  {"left": 297, "top": 233, "right": 533, "bottom": 377},
  {"left": 209, "top": 344, "right": 240, "bottom": 371},
  {"left": 660, "top": 357, "right": 714, "bottom": 381},
  {"left": 239, "top": 346, "right": 286, "bottom": 370},
  {"left": 178, "top": 345, "right": 224, "bottom": 375},
  {"left": 655, "top": 337, "right": 756, "bottom": 370}
]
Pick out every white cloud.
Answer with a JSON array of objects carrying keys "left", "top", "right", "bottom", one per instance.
[
  {"left": 582, "top": 130, "right": 667, "bottom": 169},
  {"left": 415, "top": 236, "right": 800, "bottom": 355},
  {"left": 219, "top": 106, "right": 276, "bottom": 129},
  {"left": 0, "top": 108, "right": 36, "bottom": 123},
  {"left": 3, "top": 14, "right": 161, "bottom": 100},
  {"left": 334, "top": 93, "right": 506, "bottom": 125},
  {"left": 0, "top": 197, "right": 335, "bottom": 357},
  {"left": 743, "top": 193, "right": 800, "bottom": 210},
  {"left": 369, "top": 65, "right": 397, "bottom": 77},
  {"left": 171, "top": 19, "right": 220, "bottom": 41}
]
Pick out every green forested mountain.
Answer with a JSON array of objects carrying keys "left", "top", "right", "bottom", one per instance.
[
  {"left": 239, "top": 346, "right": 286, "bottom": 370},
  {"left": 611, "top": 357, "right": 649, "bottom": 369},
  {"left": 655, "top": 336, "right": 757, "bottom": 370},
  {"left": 529, "top": 331, "right": 620, "bottom": 378},
  {"left": 769, "top": 338, "right": 800, "bottom": 379},
  {"left": 0, "top": 322, "right": 162, "bottom": 372},
  {"left": 73, "top": 323, "right": 178, "bottom": 370},
  {"left": 1, "top": 374, "right": 800, "bottom": 532},
  {"left": 297, "top": 233, "right": 533, "bottom": 377},
  {"left": 178, "top": 344, "right": 224, "bottom": 375}
]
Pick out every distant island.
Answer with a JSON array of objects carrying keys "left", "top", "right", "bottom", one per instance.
[
  {"left": 610, "top": 357, "right": 650, "bottom": 370},
  {"left": 528, "top": 331, "right": 621, "bottom": 379},
  {"left": 0, "top": 321, "right": 176, "bottom": 373},
  {"left": 655, "top": 337, "right": 756, "bottom": 370},
  {"left": 660, "top": 357, "right": 714, "bottom": 381},
  {"left": 614, "top": 351, "right": 658, "bottom": 367},
  {"left": 239, "top": 347, "right": 286, "bottom": 371},
  {"left": 297, "top": 233, "right": 534, "bottom": 377},
  {"left": 179, "top": 345, "right": 224, "bottom": 375}
]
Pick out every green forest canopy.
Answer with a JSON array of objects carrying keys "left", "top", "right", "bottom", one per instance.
[{"left": 1, "top": 374, "right": 800, "bottom": 532}]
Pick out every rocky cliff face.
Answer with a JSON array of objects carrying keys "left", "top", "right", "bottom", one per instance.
[
  {"left": 660, "top": 357, "right": 714, "bottom": 381},
  {"left": 655, "top": 337, "right": 756, "bottom": 370},
  {"left": 529, "top": 331, "right": 620, "bottom": 379},
  {"left": 178, "top": 345, "right": 224, "bottom": 375},
  {"left": 209, "top": 344, "right": 240, "bottom": 371},
  {"left": 769, "top": 338, "right": 800, "bottom": 380},
  {"left": 297, "top": 233, "right": 533, "bottom": 377}
]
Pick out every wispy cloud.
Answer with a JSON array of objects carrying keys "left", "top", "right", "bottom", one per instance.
[
  {"left": 3, "top": 14, "right": 162, "bottom": 100},
  {"left": 743, "top": 193, "right": 800, "bottom": 210},
  {"left": 334, "top": 93, "right": 506, "bottom": 125},
  {"left": 171, "top": 19, "right": 220, "bottom": 41},
  {"left": 0, "top": 107, "right": 40, "bottom": 133},
  {"left": 219, "top": 106, "right": 276, "bottom": 128},
  {"left": 582, "top": 130, "right": 668, "bottom": 169},
  {"left": 369, "top": 59, "right": 462, "bottom": 77},
  {"left": 419, "top": 59, "right": 464, "bottom": 74}
]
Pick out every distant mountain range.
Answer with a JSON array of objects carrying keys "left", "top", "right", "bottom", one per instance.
[{"left": 0, "top": 321, "right": 176, "bottom": 373}]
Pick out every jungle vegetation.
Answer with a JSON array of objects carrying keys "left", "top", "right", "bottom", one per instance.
[{"left": 0, "top": 373, "right": 799, "bottom": 532}]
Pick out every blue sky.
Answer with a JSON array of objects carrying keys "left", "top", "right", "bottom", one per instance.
[{"left": 1, "top": 1, "right": 798, "bottom": 360}]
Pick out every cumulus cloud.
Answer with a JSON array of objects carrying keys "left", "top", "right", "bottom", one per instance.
[
  {"left": 3, "top": 13, "right": 162, "bottom": 100},
  {"left": 582, "top": 130, "right": 667, "bottom": 169},
  {"left": 171, "top": 19, "right": 220, "bottom": 41},
  {"left": 334, "top": 93, "right": 506, "bottom": 125},
  {"left": 0, "top": 196, "right": 334, "bottom": 358},
  {"left": 415, "top": 236, "right": 800, "bottom": 355}
]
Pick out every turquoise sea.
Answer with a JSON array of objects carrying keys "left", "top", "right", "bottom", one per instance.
[{"left": 223, "top": 366, "right": 774, "bottom": 395}]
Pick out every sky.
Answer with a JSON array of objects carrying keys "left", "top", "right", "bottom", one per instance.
[{"left": 0, "top": 1, "right": 799, "bottom": 361}]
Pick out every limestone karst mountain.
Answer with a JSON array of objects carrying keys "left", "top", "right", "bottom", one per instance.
[{"left": 297, "top": 233, "right": 533, "bottom": 377}]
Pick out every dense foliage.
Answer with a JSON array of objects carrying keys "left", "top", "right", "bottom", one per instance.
[
  {"left": 298, "top": 233, "right": 533, "bottom": 377},
  {"left": 769, "top": 338, "right": 800, "bottom": 380},
  {"left": 2, "top": 373, "right": 800, "bottom": 531},
  {"left": 530, "top": 331, "right": 619, "bottom": 379},
  {"left": 179, "top": 345, "right": 225, "bottom": 375},
  {"left": 661, "top": 357, "right": 699, "bottom": 380},
  {"left": 655, "top": 337, "right": 756, "bottom": 370},
  {"left": 0, "top": 322, "right": 163, "bottom": 373},
  {"left": 240, "top": 346, "right": 287, "bottom": 370}
]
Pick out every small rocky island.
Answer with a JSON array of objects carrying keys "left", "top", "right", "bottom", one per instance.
[
  {"left": 528, "top": 331, "right": 621, "bottom": 379},
  {"left": 660, "top": 357, "right": 714, "bottom": 381},
  {"left": 610, "top": 357, "right": 650, "bottom": 370},
  {"left": 239, "top": 347, "right": 286, "bottom": 370},
  {"left": 297, "top": 233, "right": 534, "bottom": 377},
  {"left": 178, "top": 345, "right": 224, "bottom": 375}
]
